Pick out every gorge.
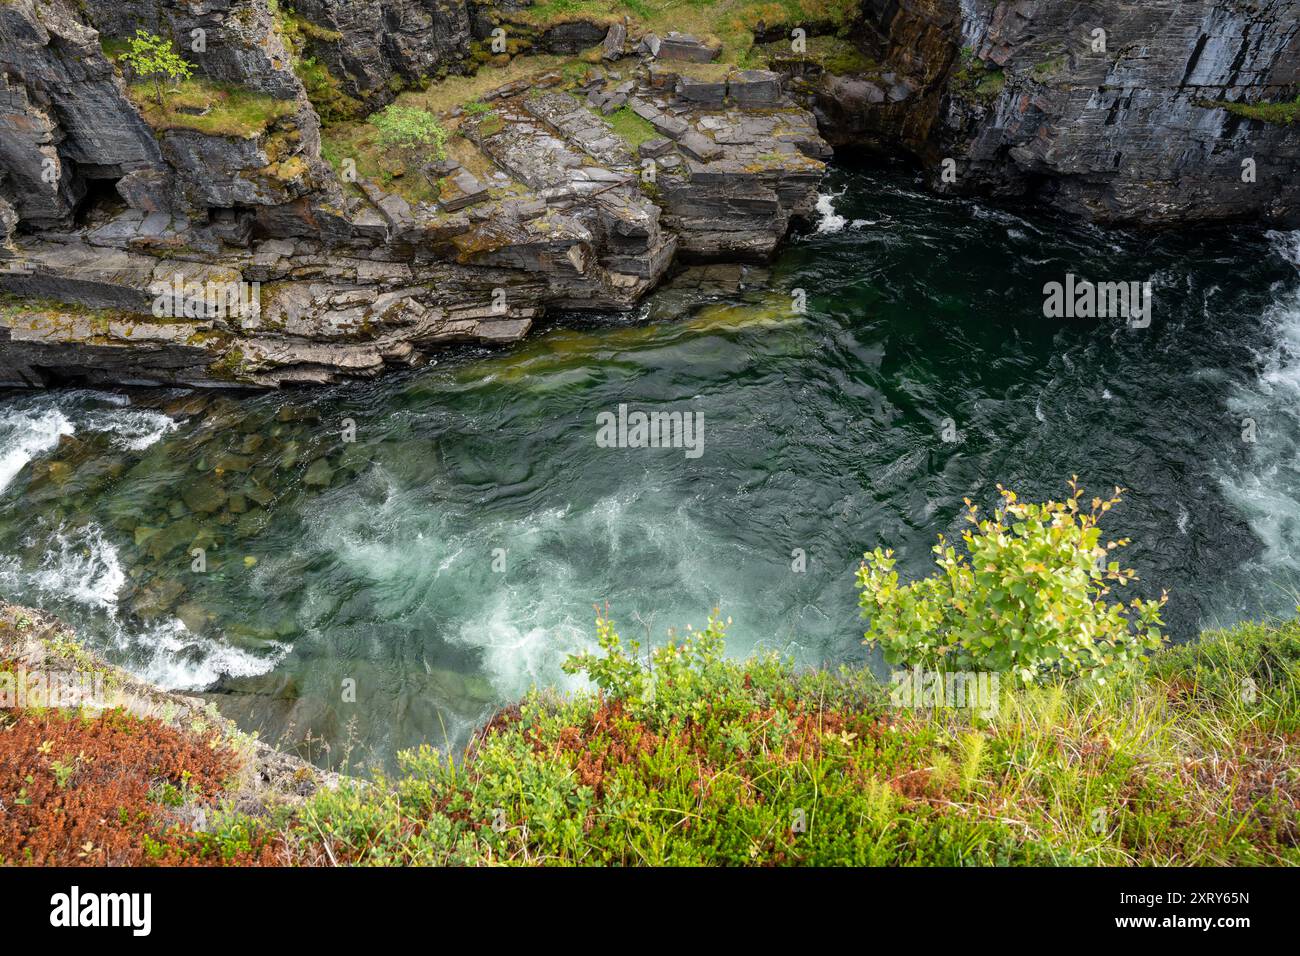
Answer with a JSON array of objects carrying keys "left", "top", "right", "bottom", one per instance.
[
  {"left": 0, "top": 1, "right": 1298, "bottom": 770},
  {"left": 1, "top": 0, "right": 1297, "bottom": 387}
]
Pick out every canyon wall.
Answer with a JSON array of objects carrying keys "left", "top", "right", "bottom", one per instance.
[
  {"left": 0, "top": 0, "right": 826, "bottom": 387},
  {"left": 819, "top": 0, "right": 1300, "bottom": 226},
  {"left": 0, "top": 0, "right": 1296, "bottom": 388}
]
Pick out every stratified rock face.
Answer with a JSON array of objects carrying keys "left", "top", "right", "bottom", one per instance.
[
  {"left": 288, "top": 0, "right": 472, "bottom": 105},
  {"left": 0, "top": 4, "right": 829, "bottom": 388},
  {"left": 0, "top": 196, "right": 17, "bottom": 256},
  {"left": 0, "top": 0, "right": 165, "bottom": 229},
  {"left": 942, "top": 0, "right": 1300, "bottom": 226},
  {"left": 813, "top": 0, "right": 1300, "bottom": 226}
]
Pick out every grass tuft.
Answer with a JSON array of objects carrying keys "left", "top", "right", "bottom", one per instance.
[{"left": 127, "top": 79, "right": 297, "bottom": 139}]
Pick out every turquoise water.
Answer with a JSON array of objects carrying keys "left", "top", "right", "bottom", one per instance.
[{"left": 3, "top": 162, "right": 1299, "bottom": 768}]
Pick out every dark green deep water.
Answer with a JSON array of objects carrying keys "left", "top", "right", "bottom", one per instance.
[{"left": 3, "top": 163, "right": 1300, "bottom": 767}]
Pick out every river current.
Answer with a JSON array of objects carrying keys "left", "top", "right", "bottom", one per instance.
[{"left": 3, "top": 163, "right": 1299, "bottom": 767}]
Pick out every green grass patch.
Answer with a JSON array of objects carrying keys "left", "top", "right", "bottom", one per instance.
[
  {"left": 600, "top": 104, "right": 659, "bottom": 147},
  {"left": 1212, "top": 95, "right": 1300, "bottom": 126},
  {"left": 950, "top": 48, "right": 1006, "bottom": 104},
  {"left": 127, "top": 78, "right": 296, "bottom": 139},
  {"left": 1032, "top": 54, "right": 1069, "bottom": 79},
  {"left": 758, "top": 34, "right": 877, "bottom": 75},
  {"left": 320, "top": 122, "right": 443, "bottom": 205},
  {"left": 505, "top": 0, "right": 862, "bottom": 66},
  {"left": 396, "top": 54, "right": 571, "bottom": 116},
  {"left": 271, "top": 611, "right": 1300, "bottom": 866}
]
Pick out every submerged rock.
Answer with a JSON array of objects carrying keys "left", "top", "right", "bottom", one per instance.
[
  {"left": 181, "top": 478, "right": 228, "bottom": 515},
  {"left": 303, "top": 458, "right": 335, "bottom": 487}
]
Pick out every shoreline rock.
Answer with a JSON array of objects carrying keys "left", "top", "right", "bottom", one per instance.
[
  {"left": 0, "top": 603, "right": 338, "bottom": 820},
  {"left": 0, "top": 3, "right": 828, "bottom": 388}
]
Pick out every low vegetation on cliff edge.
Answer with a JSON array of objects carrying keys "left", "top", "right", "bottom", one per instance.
[{"left": 2, "top": 486, "right": 1297, "bottom": 866}]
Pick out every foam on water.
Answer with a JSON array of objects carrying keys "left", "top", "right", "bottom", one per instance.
[
  {"left": 1219, "top": 231, "right": 1300, "bottom": 577},
  {"left": 308, "top": 467, "right": 601, "bottom": 698},
  {"left": 0, "top": 406, "right": 73, "bottom": 493},
  {"left": 25, "top": 523, "right": 125, "bottom": 611},
  {"left": 83, "top": 406, "right": 178, "bottom": 451},
  {"left": 0, "top": 391, "right": 176, "bottom": 494},
  {"left": 815, "top": 192, "right": 847, "bottom": 234},
  {"left": 131, "top": 617, "right": 285, "bottom": 690},
  {"left": 0, "top": 521, "right": 286, "bottom": 690},
  {"left": 0, "top": 390, "right": 236, "bottom": 688},
  {"left": 304, "top": 463, "right": 779, "bottom": 704}
]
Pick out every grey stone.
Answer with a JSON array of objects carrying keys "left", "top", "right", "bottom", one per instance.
[
  {"left": 678, "top": 131, "right": 723, "bottom": 162},
  {"left": 677, "top": 76, "right": 727, "bottom": 106},
  {"left": 600, "top": 93, "right": 629, "bottom": 115},
  {"left": 658, "top": 32, "right": 721, "bottom": 63},
  {"left": 541, "top": 20, "right": 608, "bottom": 54},
  {"left": 116, "top": 169, "right": 174, "bottom": 214},
  {"left": 639, "top": 138, "right": 675, "bottom": 158},
  {"left": 630, "top": 98, "right": 690, "bottom": 139},
  {"left": 728, "top": 70, "right": 783, "bottom": 107},
  {"left": 602, "top": 22, "right": 627, "bottom": 61}
]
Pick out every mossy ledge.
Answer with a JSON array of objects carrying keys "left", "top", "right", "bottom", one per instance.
[
  {"left": 1202, "top": 96, "right": 1300, "bottom": 126},
  {"left": 4, "top": 601, "right": 1297, "bottom": 866}
]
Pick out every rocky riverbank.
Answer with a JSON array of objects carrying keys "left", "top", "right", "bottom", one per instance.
[
  {"left": 5, "top": 599, "right": 1298, "bottom": 866},
  {"left": 0, "top": 0, "right": 1296, "bottom": 389},
  {"left": 0, "top": 602, "right": 335, "bottom": 865}
]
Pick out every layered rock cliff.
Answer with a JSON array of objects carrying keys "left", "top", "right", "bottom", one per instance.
[
  {"left": 813, "top": 0, "right": 1300, "bottom": 226},
  {"left": 0, "top": 0, "right": 1296, "bottom": 389},
  {"left": 0, "top": 0, "right": 828, "bottom": 386}
]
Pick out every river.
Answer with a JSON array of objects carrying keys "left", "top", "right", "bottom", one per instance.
[{"left": 2, "top": 161, "right": 1299, "bottom": 768}]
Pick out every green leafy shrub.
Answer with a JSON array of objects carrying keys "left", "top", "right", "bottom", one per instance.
[
  {"left": 857, "top": 480, "right": 1166, "bottom": 685},
  {"left": 368, "top": 105, "right": 448, "bottom": 159},
  {"left": 119, "top": 30, "right": 194, "bottom": 108},
  {"left": 562, "top": 609, "right": 768, "bottom": 725}
]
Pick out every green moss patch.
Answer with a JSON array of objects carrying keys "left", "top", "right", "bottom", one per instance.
[
  {"left": 599, "top": 104, "right": 659, "bottom": 147},
  {"left": 758, "top": 34, "right": 877, "bottom": 75},
  {"left": 1210, "top": 96, "right": 1300, "bottom": 126},
  {"left": 950, "top": 48, "right": 1005, "bottom": 104},
  {"left": 501, "top": 0, "right": 862, "bottom": 66},
  {"left": 278, "top": 12, "right": 364, "bottom": 124},
  {"left": 127, "top": 79, "right": 297, "bottom": 139}
]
